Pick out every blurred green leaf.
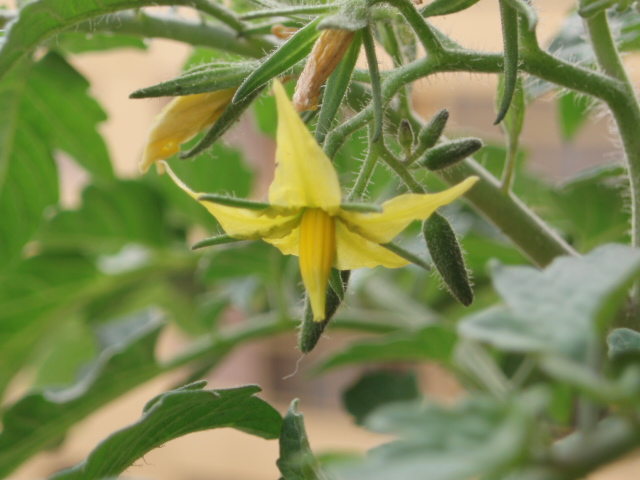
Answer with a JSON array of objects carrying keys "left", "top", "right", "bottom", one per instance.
[
  {"left": 550, "top": 166, "right": 629, "bottom": 251},
  {"left": 334, "top": 395, "right": 536, "bottom": 480},
  {"left": 0, "top": 253, "right": 99, "bottom": 397},
  {"left": 557, "top": 90, "right": 593, "bottom": 141},
  {"left": 39, "top": 181, "right": 171, "bottom": 253},
  {"left": 0, "top": 310, "right": 164, "bottom": 477},
  {"left": 313, "top": 325, "right": 456, "bottom": 373},
  {"left": 0, "top": 60, "right": 58, "bottom": 269},
  {"left": 277, "top": 399, "right": 327, "bottom": 480},
  {"left": 199, "top": 240, "right": 277, "bottom": 282},
  {"left": 0, "top": 0, "right": 210, "bottom": 82},
  {"left": 343, "top": 370, "right": 420, "bottom": 425},
  {"left": 460, "top": 244, "right": 640, "bottom": 360},
  {"left": 30, "top": 52, "right": 112, "bottom": 179},
  {"left": 31, "top": 316, "right": 97, "bottom": 388},
  {"left": 608, "top": 328, "right": 640, "bottom": 360},
  {"left": 0, "top": 51, "right": 114, "bottom": 268},
  {"left": 421, "top": 0, "right": 482, "bottom": 17},
  {"left": 50, "top": 383, "right": 282, "bottom": 480},
  {"left": 150, "top": 142, "right": 253, "bottom": 230}
]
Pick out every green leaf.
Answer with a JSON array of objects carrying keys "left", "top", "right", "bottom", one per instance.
[
  {"left": 0, "top": 60, "right": 58, "bottom": 269},
  {"left": 150, "top": 142, "right": 253, "bottom": 230},
  {"left": 233, "top": 17, "right": 321, "bottom": 103},
  {"left": 199, "top": 241, "right": 278, "bottom": 282},
  {"left": 0, "top": 0, "right": 210, "bottom": 82},
  {"left": 495, "top": 1, "right": 519, "bottom": 125},
  {"left": 31, "top": 316, "right": 97, "bottom": 388},
  {"left": 550, "top": 165, "right": 629, "bottom": 251},
  {"left": 557, "top": 90, "right": 593, "bottom": 141},
  {"left": 334, "top": 395, "right": 537, "bottom": 480},
  {"left": 0, "top": 51, "right": 113, "bottom": 267},
  {"left": 277, "top": 399, "right": 326, "bottom": 480},
  {"left": 130, "top": 61, "right": 257, "bottom": 98},
  {"left": 29, "top": 52, "right": 112, "bottom": 179},
  {"left": 608, "top": 328, "right": 640, "bottom": 360},
  {"left": 421, "top": 0, "right": 481, "bottom": 17},
  {"left": 313, "top": 325, "right": 456, "bottom": 372},
  {"left": 51, "top": 383, "right": 282, "bottom": 480},
  {"left": 0, "top": 310, "right": 164, "bottom": 477},
  {"left": 343, "top": 370, "right": 421, "bottom": 425},
  {"left": 39, "top": 180, "right": 170, "bottom": 253},
  {"left": 460, "top": 244, "right": 640, "bottom": 359},
  {"left": 0, "top": 252, "right": 99, "bottom": 397}
]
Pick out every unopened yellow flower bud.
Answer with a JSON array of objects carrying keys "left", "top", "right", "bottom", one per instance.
[
  {"left": 139, "top": 88, "right": 236, "bottom": 174},
  {"left": 293, "top": 29, "right": 355, "bottom": 112}
]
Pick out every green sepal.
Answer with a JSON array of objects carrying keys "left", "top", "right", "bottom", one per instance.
[
  {"left": 340, "top": 202, "right": 382, "bottom": 213},
  {"left": 495, "top": 0, "right": 519, "bottom": 125},
  {"left": 381, "top": 242, "right": 431, "bottom": 271},
  {"left": 363, "top": 25, "right": 383, "bottom": 142},
  {"left": 421, "top": 0, "right": 482, "bottom": 17},
  {"left": 191, "top": 234, "right": 242, "bottom": 250},
  {"left": 423, "top": 213, "right": 474, "bottom": 306},
  {"left": 129, "top": 62, "right": 257, "bottom": 98},
  {"left": 198, "top": 194, "right": 271, "bottom": 210},
  {"left": 501, "top": 0, "right": 538, "bottom": 31},
  {"left": 407, "top": 109, "right": 449, "bottom": 165},
  {"left": 318, "top": 0, "right": 370, "bottom": 31},
  {"left": 417, "top": 138, "right": 483, "bottom": 171},
  {"left": 241, "top": 4, "right": 337, "bottom": 20},
  {"left": 398, "top": 119, "right": 414, "bottom": 153},
  {"left": 329, "top": 267, "right": 346, "bottom": 300},
  {"left": 299, "top": 270, "right": 350, "bottom": 353},
  {"left": 181, "top": 86, "right": 265, "bottom": 159},
  {"left": 315, "top": 30, "right": 363, "bottom": 144},
  {"left": 233, "top": 17, "right": 321, "bottom": 103}
]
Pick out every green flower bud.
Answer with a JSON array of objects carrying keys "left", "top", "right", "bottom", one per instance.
[
  {"left": 398, "top": 119, "right": 415, "bottom": 154},
  {"left": 423, "top": 213, "right": 473, "bottom": 306},
  {"left": 417, "top": 109, "right": 449, "bottom": 152},
  {"left": 419, "top": 137, "right": 483, "bottom": 171}
]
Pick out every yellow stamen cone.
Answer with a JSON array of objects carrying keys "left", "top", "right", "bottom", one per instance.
[{"left": 299, "top": 208, "right": 336, "bottom": 321}]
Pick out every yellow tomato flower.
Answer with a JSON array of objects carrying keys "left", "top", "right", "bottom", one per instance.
[
  {"left": 161, "top": 81, "right": 479, "bottom": 321},
  {"left": 139, "top": 88, "right": 236, "bottom": 174}
]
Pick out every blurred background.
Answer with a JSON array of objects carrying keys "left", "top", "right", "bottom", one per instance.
[{"left": 3, "top": 0, "right": 640, "bottom": 478}]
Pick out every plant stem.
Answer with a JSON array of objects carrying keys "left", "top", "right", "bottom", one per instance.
[
  {"left": 500, "top": 136, "right": 519, "bottom": 193},
  {"left": 80, "top": 11, "right": 274, "bottom": 59},
  {"left": 582, "top": 11, "right": 640, "bottom": 252}
]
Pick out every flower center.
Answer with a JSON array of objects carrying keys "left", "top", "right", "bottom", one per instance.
[{"left": 299, "top": 208, "right": 336, "bottom": 321}]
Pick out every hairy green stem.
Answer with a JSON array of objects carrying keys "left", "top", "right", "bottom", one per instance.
[
  {"left": 192, "top": 0, "right": 246, "bottom": 32},
  {"left": 80, "top": 11, "right": 274, "bottom": 58},
  {"left": 582, "top": 11, "right": 640, "bottom": 253}
]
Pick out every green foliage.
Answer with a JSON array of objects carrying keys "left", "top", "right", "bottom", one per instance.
[
  {"left": 343, "top": 370, "right": 421, "bottom": 425},
  {"left": 460, "top": 244, "right": 640, "bottom": 359},
  {"left": 277, "top": 400, "right": 327, "bottom": 480},
  {"left": 51, "top": 383, "right": 282, "bottom": 480}
]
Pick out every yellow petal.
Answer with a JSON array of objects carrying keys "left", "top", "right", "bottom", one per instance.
[
  {"left": 338, "top": 176, "right": 479, "bottom": 244},
  {"left": 299, "top": 209, "right": 336, "bottom": 321},
  {"left": 162, "top": 161, "right": 301, "bottom": 240},
  {"left": 263, "top": 225, "right": 300, "bottom": 255},
  {"left": 140, "top": 89, "right": 236, "bottom": 174},
  {"left": 269, "top": 81, "right": 342, "bottom": 212},
  {"left": 334, "top": 220, "right": 409, "bottom": 270}
]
